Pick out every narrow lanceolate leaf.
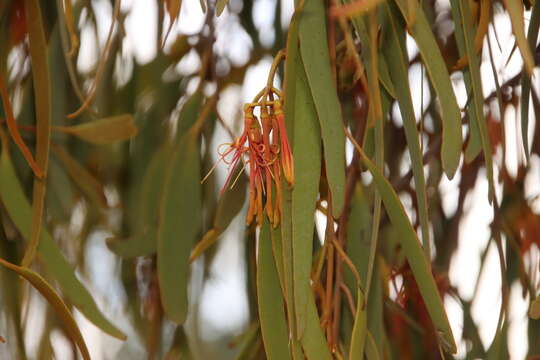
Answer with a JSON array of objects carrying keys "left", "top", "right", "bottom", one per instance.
[
  {"left": 521, "top": 1, "right": 540, "bottom": 160},
  {"left": 365, "top": 331, "right": 381, "bottom": 360},
  {"left": 393, "top": 0, "right": 462, "bottom": 178},
  {"left": 177, "top": 91, "right": 204, "bottom": 139},
  {"left": 0, "top": 145, "right": 126, "bottom": 340},
  {"left": 344, "top": 8, "right": 395, "bottom": 99},
  {"left": 292, "top": 60, "right": 322, "bottom": 338},
  {"left": 54, "top": 114, "right": 138, "bottom": 145},
  {"left": 283, "top": 6, "right": 301, "bottom": 139},
  {"left": 301, "top": 294, "right": 333, "bottom": 359},
  {"left": 365, "top": 11, "right": 385, "bottom": 294},
  {"left": 213, "top": 173, "right": 247, "bottom": 232},
  {"left": 22, "top": 0, "right": 52, "bottom": 268},
  {"left": 0, "top": 258, "right": 90, "bottom": 360},
  {"left": 257, "top": 219, "right": 292, "bottom": 360},
  {"left": 349, "top": 290, "right": 367, "bottom": 360},
  {"left": 107, "top": 230, "right": 157, "bottom": 259},
  {"left": 448, "top": 0, "right": 482, "bottom": 162},
  {"left": 503, "top": 0, "right": 535, "bottom": 76},
  {"left": 107, "top": 143, "right": 172, "bottom": 258},
  {"left": 157, "top": 131, "right": 201, "bottom": 324},
  {"left": 281, "top": 9, "right": 305, "bottom": 358},
  {"left": 189, "top": 174, "right": 247, "bottom": 263},
  {"left": 456, "top": 0, "right": 494, "bottom": 202},
  {"left": 454, "top": 0, "right": 490, "bottom": 70},
  {"left": 347, "top": 134, "right": 457, "bottom": 353},
  {"left": 345, "top": 185, "right": 372, "bottom": 287},
  {"left": 52, "top": 144, "right": 108, "bottom": 208},
  {"left": 299, "top": 0, "right": 346, "bottom": 216},
  {"left": 383, "top": 5, "right": 431, "bottom": 265}
]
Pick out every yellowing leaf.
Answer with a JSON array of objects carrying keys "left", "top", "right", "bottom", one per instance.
[
  {"left": 163, "top": 0, "right": 182, "bottom": 48},
  {"left": 0, "top": 258, "right": 90, "bottom": 360},
  {"left": 503, "top": 0, "right": 535, "bottom": 75},
  {"left": 330, "top": 0, "right": 383, "bottom": 17},
  {"left": 529, "top": 295, "right": 540, "bottom": 319},
  {"left": 55, "top": 114, "right": 138, "bottom": 145},
  {"left": 216, "top": 0, "right": 229, "bottom": 16}
]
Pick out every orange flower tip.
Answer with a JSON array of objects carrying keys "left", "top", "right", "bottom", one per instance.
[{"left": 266, "top": 202, "right": 273, "bottom": 220}]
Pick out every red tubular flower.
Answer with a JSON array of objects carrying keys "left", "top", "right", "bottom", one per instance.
[
  {"left": 260, "top": 106, "right": 274, "bottom": 220},
  {"left": 272, "top": 101, "right": 294, "bottom": 186}
]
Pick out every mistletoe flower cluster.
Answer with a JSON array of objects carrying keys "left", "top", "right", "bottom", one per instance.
[{"left": 217, "top": 88, "right": 294, "bottom": 227}]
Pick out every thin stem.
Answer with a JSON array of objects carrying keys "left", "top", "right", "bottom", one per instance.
[
  {"left": 266, "top": 49, "right": 286, "bottom": 89},
  {"left": 68, "top": 0, "right": 122, "bottom": 118}
]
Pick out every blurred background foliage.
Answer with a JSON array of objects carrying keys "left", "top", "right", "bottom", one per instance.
[{"left": 1, "top": 0, "right": 540, "bottom": 359}]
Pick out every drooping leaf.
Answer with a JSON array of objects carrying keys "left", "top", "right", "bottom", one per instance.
[
  {"left": 341, "top": 7, "right": 395, "bottom": 99},
  {"left": 51, "top": 144, "right": 108, "bottom": 208},
  {"left": 349, "top": 290, "right": 367, "bottom": 359},
  {"left": 0, "top": 143, "right": 126, "bottom": 340},
  {"left": 382, "top": 7, "right": 431, "bottom": 253},
  {"left": 503, "top": 0, "right": 535, "bottom": 75},
  {"left": 279, "top": 8, "right": 305, "bottom": 357},
  {"left": 455, "top": 0, "right": 494, "bottom": 202},
  {"left": 177, "top": 90, "right": 204, "bottom": 139},
  {"left": 301, "top": 294, "right": 333, "bottom": 359},
  {"left": 0, "top": 257, "right": 90, "bottom": 360},
  {"left": 213, "top": 173, "right": 247, "bottom": 232},
  {"left": 521, "top": 0, "right": 540, "bottom": 160},
  {"left": 347, "top": 133, "right": 457, "bottom": 353},
  {"left": 257, "top": 218, "right": 292, "bottom": 360},
  {"left": 21, "top": 0, "right": 52, "bottom": 268},
  {"left": 292, "top": 56, "right": 322, "bottom": 338},
  {"left": 189, "top": 172, "right": 247, "bottom": 263},
  {"left": 393, "top": 0, "right": 463, "bottom": 178},
  {"left": 448, "top": 0, "right": 483, "bottom": 163},
  {"left": 54, "top": 114, "right": 138, "bottom": 145},
  {"left": 454, "top": 0, "right": 490, "bottom": 70},
  {"left": 157, "top": 131, "right": 202, "bottom": 324},
  {"left": 345, "top": 185, "right": 372, "bottom": 288},
  {"left": 299, "top": 0, "right": 346, "bottom": 216},
  {"left": 365, "top": 331, "right": 381, "bottom": 360}
]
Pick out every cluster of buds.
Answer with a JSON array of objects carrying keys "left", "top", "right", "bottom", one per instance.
[{"left": 217, "top": 87, "right": 294, "bottom": 227}]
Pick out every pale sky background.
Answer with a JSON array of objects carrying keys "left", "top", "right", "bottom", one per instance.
[{"left": 51, "top": 0, "right": 540, "bottom": 359}]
